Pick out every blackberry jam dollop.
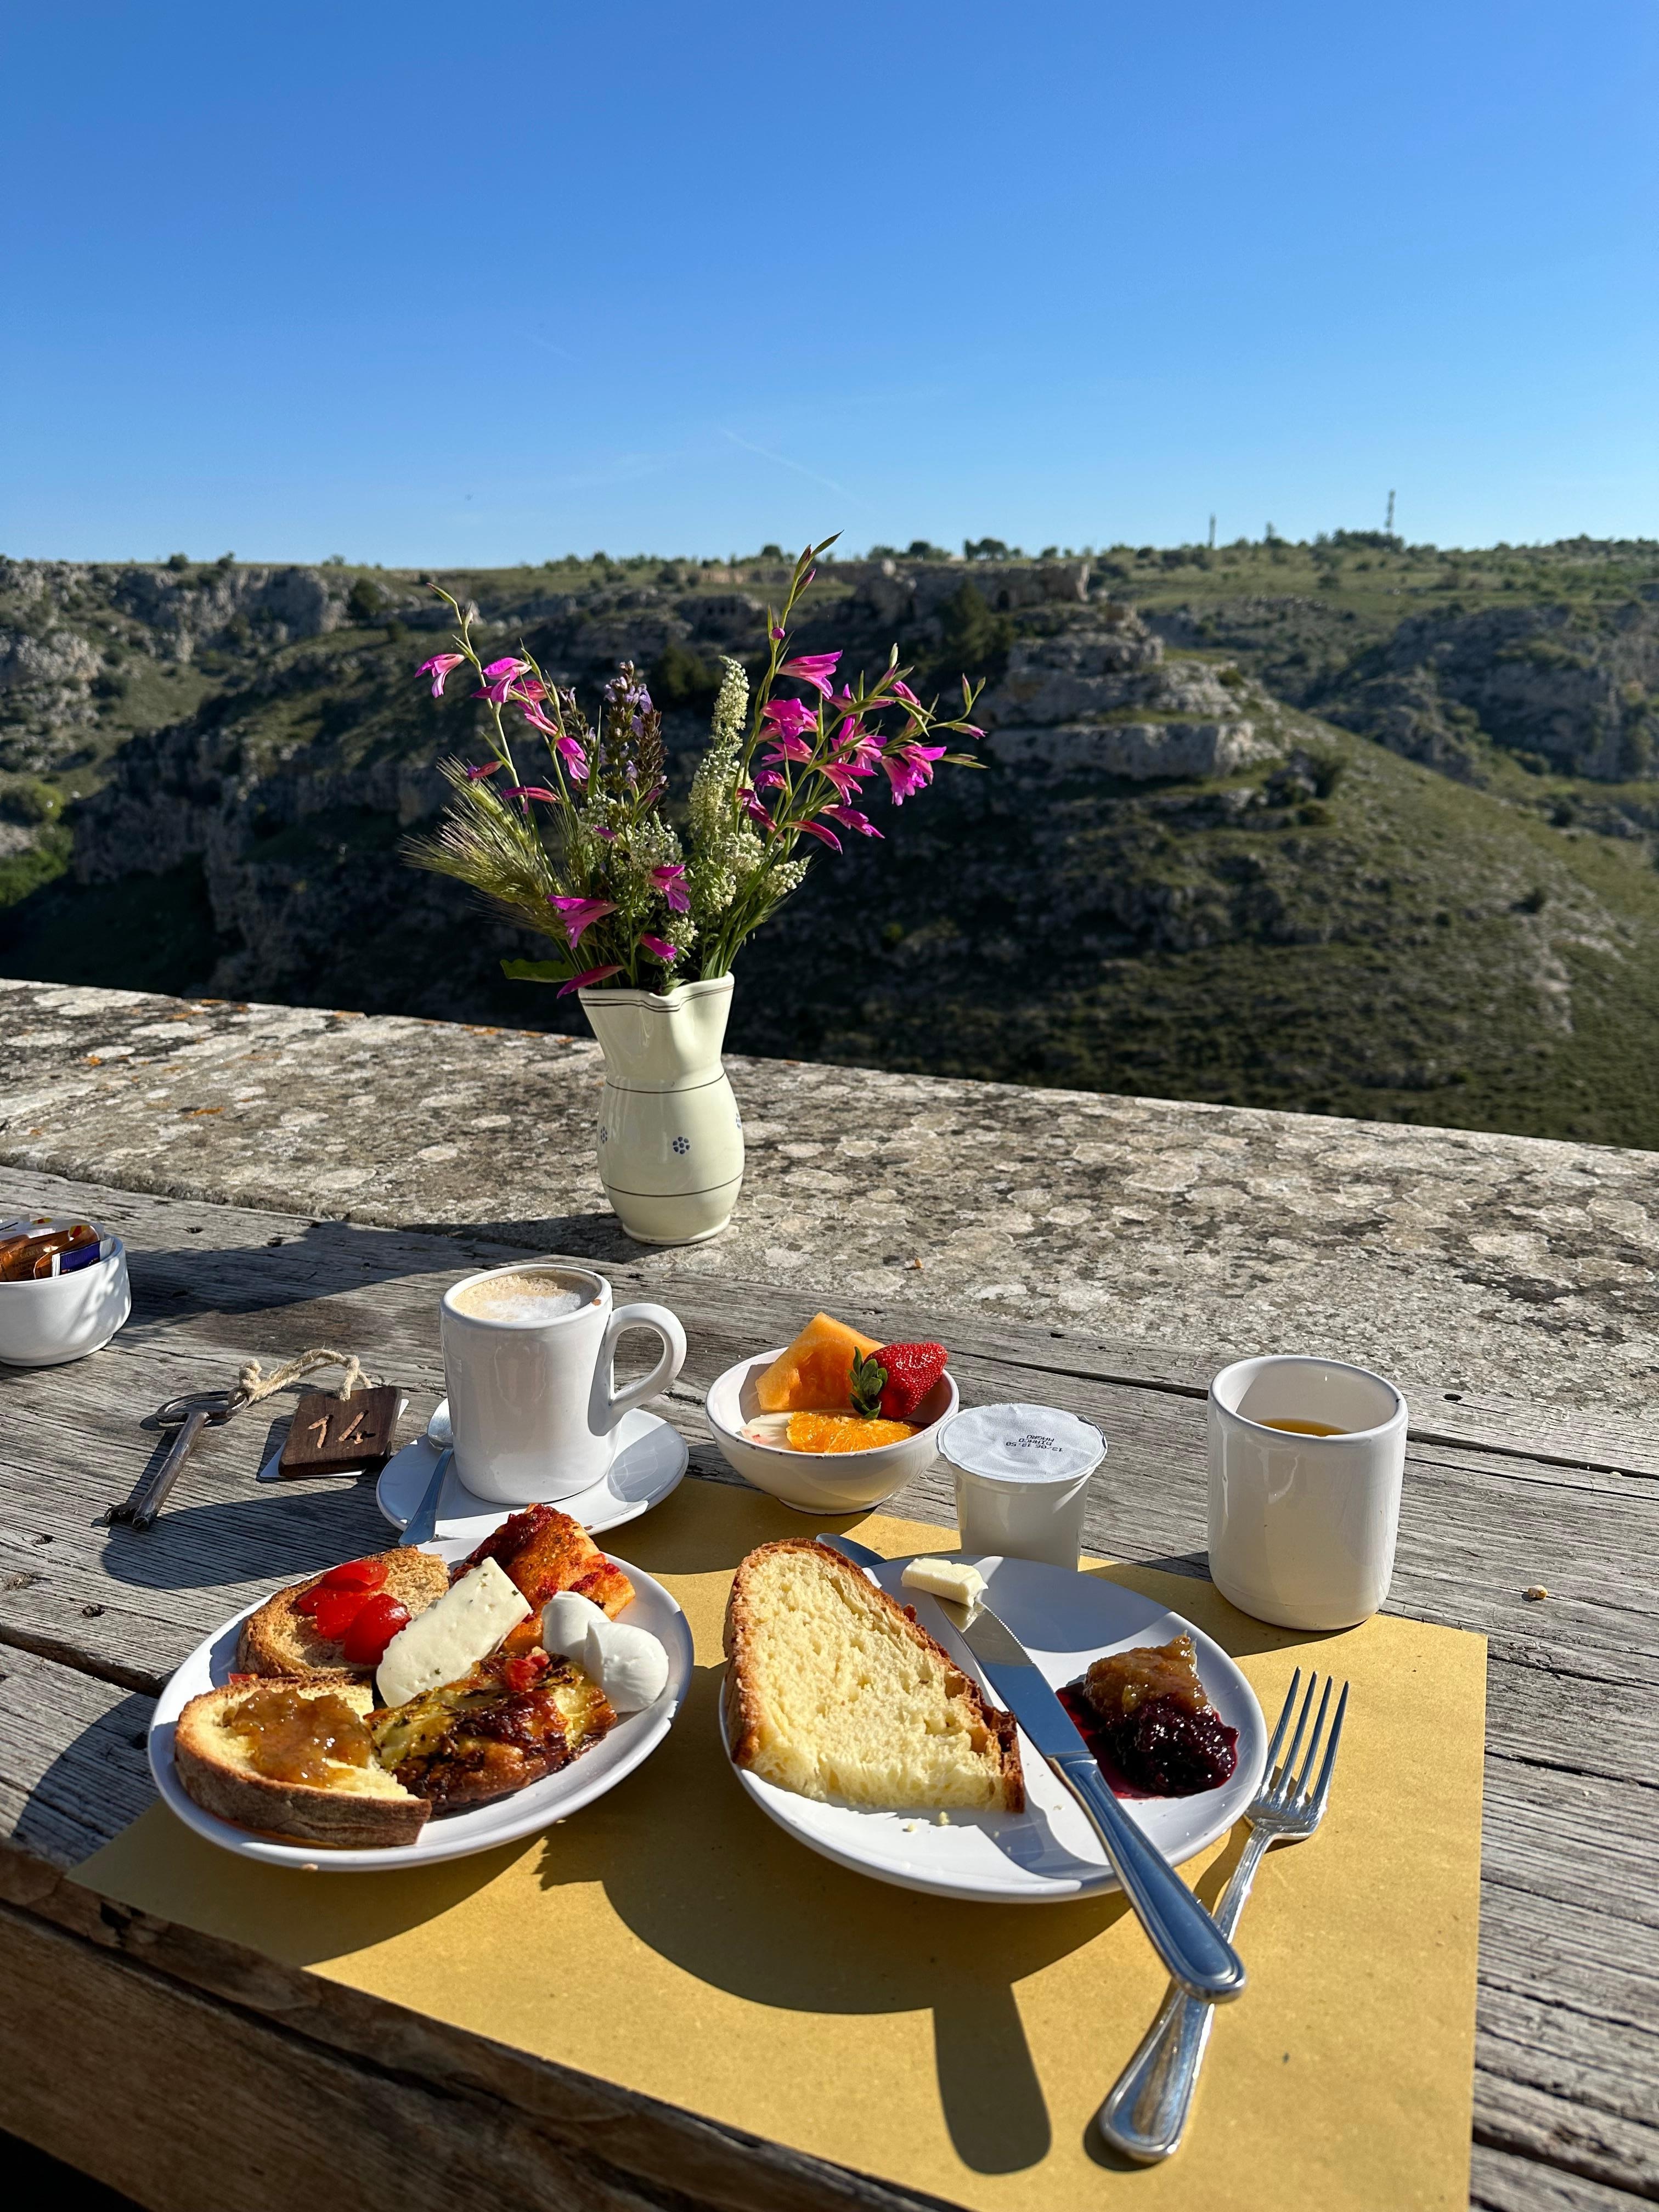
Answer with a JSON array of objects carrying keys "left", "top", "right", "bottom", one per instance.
[
  {"left": 1103, "top": 1692, "right": 1237, "bottom": 1794},
  {"left": 1063, "top": 1632, "right": 1238, "bottom": 1798}
]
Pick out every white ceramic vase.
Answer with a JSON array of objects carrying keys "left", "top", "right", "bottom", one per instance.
[{"left": 578, "top": 974, "right": 744, "bottom": 1244}]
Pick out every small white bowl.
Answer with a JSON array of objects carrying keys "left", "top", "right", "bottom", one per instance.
[
  {"left": 703, "top": 1348, "right": 960, "bottom": 1514},
  {"left": 0, "top": 1227, "right": 131, "bottom": 1368}
]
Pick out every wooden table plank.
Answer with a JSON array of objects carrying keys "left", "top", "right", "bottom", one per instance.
[{"left": 1, "top": 1171, "right": 1655, "bottom": 2212}]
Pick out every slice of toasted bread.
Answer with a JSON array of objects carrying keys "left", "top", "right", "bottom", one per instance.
[
  {"left": 173, "top": 1680, "right": 430, "bottom": 1848},
  {"left": 461, "top": 1504, "right": 634, "bottom": 1618},
  {"left": 723, "top": 1539, "right": 1024, "bottom": 1813},
  {"left": 235, "top": 1548, "right": 450, "bottom": 1680}
]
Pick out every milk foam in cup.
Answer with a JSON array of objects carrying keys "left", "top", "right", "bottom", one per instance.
[{"left": 940, "top": 1402, "right": 1106, "bottom": 1571}]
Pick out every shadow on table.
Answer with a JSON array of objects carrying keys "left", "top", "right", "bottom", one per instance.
[
  {"left": 524, "top": 1654, "right": 1260, "bottom": 2180},
  {"left": 528, "top": 1661, "right": 1086, "bottom": 2173},
  {"left": 116, "top": 1211, "right": 654, "bottom": 1336},
  {"left": 95, "top": 1474, "right": 396, "bottom": 1590}
]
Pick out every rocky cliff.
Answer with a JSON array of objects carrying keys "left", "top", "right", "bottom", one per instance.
[{"left": 5, "top": 542, "right": 1659, "bottom": 1147}]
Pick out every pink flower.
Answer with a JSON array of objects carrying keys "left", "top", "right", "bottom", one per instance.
[
  {"left": 882, "top": 742, "right": 946, "bottom": 805},
  {"left": 755, "top": 769, "right": 786, "bottom": 792},
  {"left": 822, "top": 804, "right": 883, "bottom": 838},
  {"left": 780, "top": 651, "right": 842, "bottom": 698},
  {"left": 547, "top": 895, "right": 617, "bottom": 948},
  {"left": 834, "top": 714, "right": 882, "bottom": 771},
  {"left": 639, "top": 933, "right": 678, "bottom": 962},
  {"left": 796, "top": 819, "right": 843, "bottom": 851},
  {"left": 558, "top": 964, "right": 622, "bottom": 997},
  {"left": 465, "top": 759, "right": 502, "bottom": 781},
  {"left": 477, "top": 656, "right": 532, "bottom": 704},
  {"left": 501, "top": 785, "right": 558, "bottom": 804},
  {"left": 521, "top": 701, "right": 589, "bottom": 780},
  {"left": 650, "top": 863, "right": 690, "bottom": 915},
  {"left": 738, "top": 785, "right": 772, "bottom": 830},
  {"left": 889, "top": 678, "right": 921, "bottom": 708},
  {"left": 761, "top": 732, "right": 814, "bottom": 764},
  {"left": 771, "top": 624, "right": 786, "bottom": 642},
  {"left": 957, "top": 722, "right": 984, "bottom": 740},
  {"left": 761, "top": 696, "right": 819, "bottom": 743},
  {"left": 819, "top": 756, "right": 874, "bottom": 798},
  {"left": 417, "top": 652, "right": 465, "bottom": 697}
]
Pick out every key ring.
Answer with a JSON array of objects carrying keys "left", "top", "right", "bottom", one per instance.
[
  {"left": 108, "top": 1392, "right": 241, "bottom": 1528},
  {"left": 144, "top": 1390, "right": 239, "bottom": 1431}
]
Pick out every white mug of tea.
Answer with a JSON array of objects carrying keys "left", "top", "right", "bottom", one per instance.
[
  {"left": 441, "top": 1263, "right": 687, "bottom": 1505},
  {"left": 1207, "top": 1354, "right": 1407, "bottom": 1630}
]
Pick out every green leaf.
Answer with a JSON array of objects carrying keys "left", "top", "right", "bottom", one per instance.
[
  {"left": 941, "top": 753, "right": 988, "bottom": 768},
  {"left": 501, "top": 958, "right": 574, "bottom": 983}
]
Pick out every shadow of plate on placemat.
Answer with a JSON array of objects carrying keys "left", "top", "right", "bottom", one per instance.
[{"left": 533, "top": 1660, "right": 1137, "bottom": 2174}]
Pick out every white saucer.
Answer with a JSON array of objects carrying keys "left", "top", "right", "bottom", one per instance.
[{"left": 376, "top": 1400, "right": 687, "bottom": 1542}]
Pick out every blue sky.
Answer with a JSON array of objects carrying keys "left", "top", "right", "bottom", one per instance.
[{"left": 3, "top": 1, "right": 1655, "bottom": 563}]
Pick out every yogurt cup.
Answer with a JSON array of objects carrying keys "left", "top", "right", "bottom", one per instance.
[{"left": 940, "top": 1402, "right": 1106, "bottom": 1570}]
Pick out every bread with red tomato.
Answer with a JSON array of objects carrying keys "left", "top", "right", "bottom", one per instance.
[{"left": 236, "top": 1548, "right": 450, "bottom": 1681}]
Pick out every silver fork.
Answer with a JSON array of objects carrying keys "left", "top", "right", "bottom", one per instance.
[{"left": 1096, "top": 1668, "right": 1349, "bottom": 2164}]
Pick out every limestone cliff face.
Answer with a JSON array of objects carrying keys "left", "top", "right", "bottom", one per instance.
[
  {"left": 1317, "top": 599, "right": 1659, "bottom": 779},
  {"left": 1154, "top": 586, "right": 1659, "bottom": 782},
  {"left": 974, "top": 603, "right": 1271, "bottom": 779}
]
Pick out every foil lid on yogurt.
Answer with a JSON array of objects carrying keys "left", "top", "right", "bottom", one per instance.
[{"left": 939, "top": 1402, "right": 1105, "bottom": 1486}]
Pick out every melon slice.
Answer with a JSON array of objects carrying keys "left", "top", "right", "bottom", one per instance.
[{"left": 754, "top": 1312, "right": 883, "bottom": 1413}]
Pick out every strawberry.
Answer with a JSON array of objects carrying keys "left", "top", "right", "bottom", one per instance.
[{"left": 849, "top": 1341, "right": 948, "bottom": 1422}]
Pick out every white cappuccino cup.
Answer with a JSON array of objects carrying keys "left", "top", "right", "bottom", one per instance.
[
  {"left": 441, "top": 1263, "right": 687, "bottom": 1505},
  {"left": 1207, "top": 1354, "right": 1407, "bottom": 1631}
]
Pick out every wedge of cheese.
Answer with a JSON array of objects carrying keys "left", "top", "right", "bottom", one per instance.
[{"left": 376, "top": 1557, "right": 529, "bottom": 1708}]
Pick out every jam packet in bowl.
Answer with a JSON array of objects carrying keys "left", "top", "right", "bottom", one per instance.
[{"left": 0, "top": 1215, "right": 131, "bottom": 1368}]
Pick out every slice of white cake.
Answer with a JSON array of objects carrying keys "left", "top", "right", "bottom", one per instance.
[{"left": 722, "top": 1540, "right": 1024, "bottom": 1812}]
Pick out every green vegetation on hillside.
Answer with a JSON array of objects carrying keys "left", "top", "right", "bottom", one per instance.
[{"left": 3, "top": 539, "right": 1659, "bottom": 1150}]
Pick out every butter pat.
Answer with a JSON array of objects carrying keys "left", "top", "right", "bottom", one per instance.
[
  {"left": 376, "top": 1557, "right": 530, "bottom": 1707},
  {"left": 901, "top": 1556, "right": 986, "bottom": 1608}
]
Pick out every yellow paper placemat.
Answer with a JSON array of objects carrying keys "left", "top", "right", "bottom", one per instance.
[{"left": 79, "top": 1481, "right": 1485, "bottom": 2212}]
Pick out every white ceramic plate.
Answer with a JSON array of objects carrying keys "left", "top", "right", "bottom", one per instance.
[
  {"left": 721, "top": 1551, "right": 1266, "bottom": 1903},
  {"left": 375, "top": 1401, "right": 687, "bottom": 1542},
  {"left": 149, "top": 1538, "right": 693, "bottom": 1871}
]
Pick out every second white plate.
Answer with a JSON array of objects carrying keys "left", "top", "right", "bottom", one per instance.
[
  {"left": 376, "top": 1401, "right": 687, "bottom": 1542},
  {"left": 721, "top": 1551, "right": 1267, "bottom": 1904}
]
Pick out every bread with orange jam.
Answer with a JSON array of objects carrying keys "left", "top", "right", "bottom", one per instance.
[{"left": 174, "top": 1679, "right": 429, "bottom": 1848}]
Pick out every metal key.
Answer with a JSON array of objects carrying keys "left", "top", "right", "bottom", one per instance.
[{"left": 103, "top": 1390, "right": 239, "bottom": 1530}]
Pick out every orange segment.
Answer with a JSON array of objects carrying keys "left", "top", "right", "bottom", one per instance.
[
  {"left": 787, "top": 1412, "right": 918, "bottom": 1454},
  {"left": 755, "top": 1312, "right": 883, "bottom": 1413}
]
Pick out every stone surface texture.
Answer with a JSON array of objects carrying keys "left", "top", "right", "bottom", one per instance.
[{"left": 3, "top": 975, "right": 1656, "bottom": 1424}]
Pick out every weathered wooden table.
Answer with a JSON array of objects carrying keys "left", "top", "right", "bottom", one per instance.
[{"left": 1, "top": 1164, "right": 1654, "bottom": 2212}]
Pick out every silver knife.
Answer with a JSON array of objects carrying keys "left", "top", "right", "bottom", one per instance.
[
  {"left": 400, "top": 1446, "right": 453, "bottom": 1548},
  {"left": 819, "top": 1534, "right": 1245, "bottom": 2004}
]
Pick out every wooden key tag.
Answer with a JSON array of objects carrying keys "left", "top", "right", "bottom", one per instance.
[{"left": 278, "top": 1384, "right": 402, "bottom": 1476}]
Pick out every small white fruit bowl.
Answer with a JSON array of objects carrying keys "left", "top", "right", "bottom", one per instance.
[
  {"left": 703, "top": 1347, "right": 959, "bottom": 1515},
  {"left": 0, "top": 1221, "right": 131, "bottom": 1368}
]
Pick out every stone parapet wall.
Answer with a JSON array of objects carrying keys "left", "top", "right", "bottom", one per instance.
[{"left": 2, "top": 975, "right": 1656, "bottom": 1422}]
